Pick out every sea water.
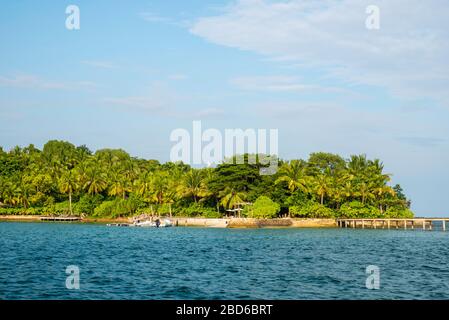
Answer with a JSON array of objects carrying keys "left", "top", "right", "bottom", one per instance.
[{"left": 1, "top": 222, "right": 448, "bottom": 299}]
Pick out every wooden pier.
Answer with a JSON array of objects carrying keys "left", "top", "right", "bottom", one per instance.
[
  {"left": 40, "top": 216, "right": 81, "bottom": 222},
  {"left": 337, "top": 218, "right": 449, "bottom": 231}
]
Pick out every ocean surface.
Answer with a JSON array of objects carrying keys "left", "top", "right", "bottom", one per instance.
[{"left": 1, "top": 221, "right": 449, "bottom": 300}]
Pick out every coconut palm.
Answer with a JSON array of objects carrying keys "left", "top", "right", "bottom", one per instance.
[
  {"left": 83, "top": 164, "right": 107, "bottom": 195},
  {"left": 58, "top": 169, "right": 78, "bottom": 215},
  {"left": 150, "top": 171, "right": 170, "bottom": 205},
  {"left": 312, "top": 172, "right": 332, "bottom": 205},
  {"left": 275, "top": 160, "right": 309, "bottom": 193},
  {"left": 108, "top": 170, "right": 130, "bottom": 200},
  {"left": 182, "top": 169, "right": 209, "bottom": 203},
  {"left": 355, "top": 182, "right": 375, "bottom": 204},
  {"left": 219, "top": 188, "right": 246, "bottom": 211}
]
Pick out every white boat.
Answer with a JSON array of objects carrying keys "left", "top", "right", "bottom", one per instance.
[
  {"left": 132, "top": 219, "right": 173, "bottom": 228},
  {"left": 133, "top": 220, "right": 155, "bottom": 227}
]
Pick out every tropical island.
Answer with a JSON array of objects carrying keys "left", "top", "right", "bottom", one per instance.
[{"left": 0, "top": 140, "right": 413, "bottom": 221}]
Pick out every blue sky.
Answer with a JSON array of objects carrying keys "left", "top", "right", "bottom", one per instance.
[{"left": 1, "top": 0, "right": 449, "bottom": 216}]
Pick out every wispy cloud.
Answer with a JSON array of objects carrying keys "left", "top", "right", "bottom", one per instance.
[
  {"left": 195, "top": 107, "right": 225, "bottom": 118},
  {"left": 397, "top": 136, "right": 446, "bottom": 148},
  {"left": 191, "top": 0, "right": 449, "bottom": 106},
  {"left": 0, "top": 74, "right": 66, "bottom": 90},
  {"left": 139, "top": 12, "right": 172, "bottom": 23},
  {"left": 0, "top": 74, "right": 97, "bottom": 91},
  {"left": 168, "top": 74, "right": 188, "bottom": 81},
  {"left": 81, "top": 60, "right": 119, "bottom": 69},
  {"left": 103, "top": 96, "right": 167, "bottom": 112},
  {"left": 230, "top": 75, "right": 346, "bottom": 93},
  {"left": 138, "top": 11, "right": 191, "bottom": 28}
]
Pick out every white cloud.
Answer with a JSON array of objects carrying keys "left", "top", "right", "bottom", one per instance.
[
  {"left": 0, "top": 74, "right": 66, "bottom": 90},
  {"left": 230, "top": 75, "right": 346, "bottom": 93},
  {"left": 168, "top": 74, "right": 188, "bottom": 80},
  {"left": 81, "top": 60, "right": 118, "bottom": 69},
  {"left": 139, "top": 12, "right": 172, "bottom": 23},
  {"left": 104, "top": 96, "right": 167, "bottom": 112},
  {"left": 138, "top": 12, "right": 189, "bottom": 28},
  {"left": 0, "top": 74, "right": 97, "bottom": 91},
  {"left": 191, "top": 0, "right": 449, "bottom": 106},
  {"left": 195, "top": 107, "right": 225, "bottom": 118}
]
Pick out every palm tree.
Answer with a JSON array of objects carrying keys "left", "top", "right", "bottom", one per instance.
[
  {"left": 312, "top": 173, "right": 332, "bottom": 205},
  {"left": 348, "top": 155, "right": 369, "bottom": 177},
  {"left": 182, "top": 169, "right": 209, "bottom": 203},
  {"left": 136, "top": 171, "right": 153, "bottom": 203},
  {"left": 150, "top": 171, "right": 170, "bottom": 205},
  {"left": 58, "top": 170, "right": 78, "bottom": 215},
  {"left": 2, "top": 181, "right": 18, "bottom": 206},
  {"left": 341, "top": 180, "right": 354, "bottom": 202},
  {"left": 83, "top": 164, "right": 107, "bottom": 195},
  {"left": 219, "top": 188, "right": 246, "bottom": 211},
  {"left": 275, "top": 160, "right": 309, "bottom": 193},
  {"left": 108, "top": 170, "right": 129, "bottom": 200},
  {"left": 355, "top": 182, "right": 375, "bottom": 204},
  {"left": 372, "top": 184, "right": 395, "bottom": 213}
]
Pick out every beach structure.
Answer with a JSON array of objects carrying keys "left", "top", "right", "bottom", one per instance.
[
  {"left": 40, "top": 216, "right": 81, "bottom": 222},
  {"left": 336, "top": 218, "right": 448, "bottom": 231},
  {"left": 225, "top": 202, "right": 253, "bottom": 218}
]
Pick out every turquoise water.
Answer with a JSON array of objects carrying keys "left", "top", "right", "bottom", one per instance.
[{"left": 1, "top": 222, "right": 449, "bottom": 300}]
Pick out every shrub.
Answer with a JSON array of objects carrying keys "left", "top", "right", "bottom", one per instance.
[
  {"left": 94, "top": 200, "right": 121, "bottom": 218},
  {"left": 177, "top": 203, "right": 221, "bottom": 218},
  {"left": 74, "top": 194, "right": 103, "bottom": 215},
  {"left": 284, "top": 190, "right": 309, "bottom": 207},
  {"left": 384, "top": 207, "right": 414, "bottom": 218},
  {"left": 0, "top": 207, "right": 43, "bottom": 215},
  {"left": 43, "top": 201, "right": 71, "bottom": 215},
  {"left": 93, "top": 197, "right": 144, "bottom": 218},
  {"left": 290, "top": 201, "right": 335, "bottom": 218},
  {"left": 338, "top": 201, "right": 380, "bottom": 218},
  {"left": 251, "top": 196, "right": 280, "bottom": 219}
]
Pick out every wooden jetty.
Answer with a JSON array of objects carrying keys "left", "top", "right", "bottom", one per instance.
[
  {"left": 40, "top": 216, "right": 81, "bottom": 222},
  {"left": 337, "top": 218, "right": 449, "bottom": 231}
]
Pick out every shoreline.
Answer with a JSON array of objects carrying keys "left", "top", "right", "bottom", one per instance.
[{"left": 0, "top": 215, "right": 337, "bottom": 228}]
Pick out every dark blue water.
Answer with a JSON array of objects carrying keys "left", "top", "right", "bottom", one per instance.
[{"left": 1, "top": 222, "right": 449, "bottom": 299}]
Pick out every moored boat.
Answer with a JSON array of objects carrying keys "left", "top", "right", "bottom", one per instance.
[{"left": 132, "top": 218, "right": 173, "bottom": 228}]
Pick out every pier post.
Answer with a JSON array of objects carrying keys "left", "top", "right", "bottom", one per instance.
[
  {"left": 395, "top": 220, "right": 399, "bottom": 229},
  {"left": 404, "top": 220, "right": 407, "bottom": 230},
  {"left": 373, "top": 220, "right": 376, "bottom": 229},
  {"left": 411, "top": 220, "right": 414, "bottom": 230},
  {"left": 387, "top": 220, "right": 390, "bottom": 229},
  {"left": 423, "top": 220, "right": 426, "bottom": 231},
  {"left": 429, "top": 221, "right": 433, "bottom": 231},
  {"left": 352, "top": 220, "right": 355, "bottom": 228},
  {"left": 443, "top": 220, "right": 446, "bottom": 231},
  {"left": 362, "top": 220, "right": 365, "bottom": 229}
]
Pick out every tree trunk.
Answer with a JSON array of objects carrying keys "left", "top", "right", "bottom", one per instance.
[
  {"left": 69, "top": 191, "right": 72, "bottom": 216},
  {"left": 320, "top": 194, "right": 324, "bottom": 205}
]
